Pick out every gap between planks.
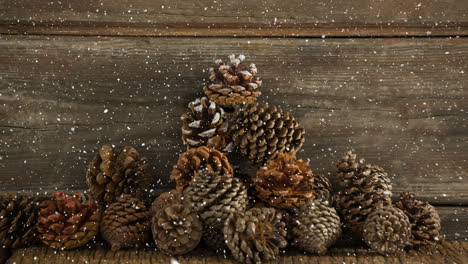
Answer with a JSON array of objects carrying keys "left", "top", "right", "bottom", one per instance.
[{"left": 1, "top": 22, "right": 468, "bottom": 38}]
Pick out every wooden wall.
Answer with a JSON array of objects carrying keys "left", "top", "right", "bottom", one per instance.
[{"left": 0, "top": 0, "right": 467, "bottom": 240}]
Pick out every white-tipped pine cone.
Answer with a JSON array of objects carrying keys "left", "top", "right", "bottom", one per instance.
[
  {"left": 181, "top": 97, "right": 232, "bottom": 152},
  {"left": 204, "top": 54, "right": 261, "bottom": 108}
]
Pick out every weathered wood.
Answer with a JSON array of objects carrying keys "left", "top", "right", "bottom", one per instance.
[
  {"left": 0, "top": 36, "right": 467, "bottom": 205},
  {"left": 438, "top": 206, "right": 468, "bottom": 241},
  {"left": 0, "top": 0, "right": 467, "bottom": 37},
  {"left": 6, "top": 242, "right": 468, "bottom": 264}
]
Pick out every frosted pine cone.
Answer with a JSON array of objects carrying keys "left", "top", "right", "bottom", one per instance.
[
  {"left": 86, "top": 145, "right": 150, "bottom": 205},
  {"left": 0, "top": 195, "right": 39, "bottom": 249},
  {"left": 395, "top": 192, "right": 443, "bottom": 246},
  {"left": 290, "top": 200, "right": 341, "bottom": 255},
  {"left": 224, "top": 207, "right": 288, "bottom": 264},
  {"left": 181, "top": 97, "right": 233, "bottom": 152},
  {"left": 184, "top": 170, "right": 248, "bottom": 250},
  {"left": 204, "top": 54, "right": 261, "bottom": 108},
  {"left": 255, "top": 152, "right": 315, "bottom": 210},
  {"left": 229, "top": 103, "right": 305, "bottom": 165},
  {"left": 100, "top": 195, "right": 151, "bottom": 251},
  {"left": 335, "top": 151, "right": 392, "bottom": 236},
  {"left": 363, "top": 206, "right": 411, "bottom": 254},
  {"left": 37, "top": 191, "right": 101, "bottom": 250},
  {"left": 170, "top": 146, "right": 233, "bottom": 190},
  {"left": 152, "top": 203, "right": 202, "bottom": 255}
]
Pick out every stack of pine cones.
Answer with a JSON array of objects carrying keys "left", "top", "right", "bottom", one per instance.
[{"left": 0, "top": 54, "right": 444, "bottom": 263}]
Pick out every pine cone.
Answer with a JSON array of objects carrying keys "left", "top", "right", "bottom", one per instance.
[
  {"left": 150, "top": 189, "right": 182, "bottom": 216},
  {"left": 37, "top": 191, "right": 101, "bottom": 250},
  {"left": 224, "top": 207, "right": 288, "bottom": 264},
  {"left": 363, "top": 206, "right": 411, "bottom": 254},
  {"left": 229, "top": 103, "right": 305, "bottom": 165},
  {"left": 100, "top": 195, "right": 151, "bottom": 251},
  {"left": 290, "top": 200, "right": 341, "bottom": 255},
  {"left": 0, "top": 195, "right": 39, "bottom": 249},
  {"left": 152, "top": 203, "right": 202, "bottom": 255},
  {"left": 184, "top": 170, "right": 249, "bottom": 250},
  {"left": 335, "top": 151, "right": 392, "bottom": 236},
  {"left": 255, "top": 152, "right": 315, "bottom": 210},
  {"left": 203, "top": 54, "right": 261, "bottom": 108},
  {"left": 395, "top": 192, "right": 443, "bottom": 246},
  {"left": 313, "top": 174, "right": 334, "bottom": 205},
  {"left": 181, "top": 97, "right": 233, "bottom": 152},
  {"left": 86, "top": 145, "right": 150, "bottom": 205},
  {"left": 170, "top": 146, "right": 233, "bottom": 191}
]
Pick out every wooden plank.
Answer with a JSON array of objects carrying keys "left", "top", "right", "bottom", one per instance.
[
  {"left": 438, "top": 206, "right": 468, "bottom": 241},
  {"left": 6, "top": 242, "right": 468, "bottom": 264},
  {"left": 0, "top": 0, "right": 467, "bottom": 37},
  {"left": 0, "top": 36, "right": 467, "bottom": 205}
]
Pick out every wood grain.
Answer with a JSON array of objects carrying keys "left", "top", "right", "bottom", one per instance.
[
  {"left": 0, "top": 36, "right": 466, "bottom": 205},
  {"left": 6, "top": 242, "right": 468, "bottom": 264},
  {"left": 0, "top": 0, "right": 467, "bottom": 37}
]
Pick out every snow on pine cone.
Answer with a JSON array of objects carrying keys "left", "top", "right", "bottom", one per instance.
[
  {"left": 224, "top": 207, "right": 288, "bottom": 264},
  {"left": 100, "top": 195, "right": 151, "bottom": 251},
  {"left": 152, "top": 203, "right": 202, "bottom": 255},
  {"left": 335, "top": 151, "right": 392, "bottom": 236},
  {"left": 183, "top": 169, "right": 248, "bottom": 250},
  {"left": 290, "top": 200, "right": 341, "bottom": 255},
  {"left": 181, "top": 97, "right": 233, "bottom": 152},
  {"left": 0, "top": 195, "right": 39, "bottom": 249},
  {"left": 255, "top": 152, "right": 315, "bottom": 210},
  {"left": 170, "top": 146, "right": 233, "bottom": 191},
  {"left": 363, "top": 206, "right": 411, "bottom": 255},
  {"left": 229, "top": 103, "right": 305, "bottom": 166},
  {"left": 86, "top": 145, "right": 150, "bottom": 205},
  {"left": 203, "top": 54, "right": 262, "bottom": 108},
  {"left": 37, "top": 191, "right": 101, "bottom": 250},
  {"left": 395, "top": 192, "right": 444, "bottom": 246}
]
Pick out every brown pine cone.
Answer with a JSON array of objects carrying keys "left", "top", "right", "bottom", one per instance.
[
  {"left": 313, "top": 174, "right": 334, "bottom": 205},
  {"left": 290, "top": 200, "right": 341, "bottom": 255},
  {"left": 100, "top": 195, "right": 151, "bottom": 251},
  {"left": 86, "top": 145, "right": 150, "bottom": 205},
  {"left": 224, "top": 207, "right": 288, "bottom": 264},
  {"left": 229, "top": 103, "right": 305, "bottom": 165},
  {"left": 184, "top": 170, "right": 248, "bottom": 250},
  {"left": 363, "top": 206, "right": 411, "bottom": 254},
  {"left": 152, "top": 203, "right": 202, "bottom": 255},
  {"left": 36, "top": 191, "right": 101, "bottom": 250},
  {"left": 255, "top": 152, "right": 315, "bottom": 210},
  {"left": 170, "top": 146, "right": 233, "bottom": 191},
  {"left": 203, "top": 54, "right": 262, "bottom": 108},
  {"left": 395, "top": 192, "right": 443, "bottom": 246},
  {"left": 335, "top": 151, "right": 392, "bottom": 236},
  {"left": 0, "top": 195, "right": 39, "bottom": 249},
  {"left": 181, "top": 97, "right": 233, "bottom": 152},
  {"left": 150, "top": 189, "right": 182, "bottom": 216}
]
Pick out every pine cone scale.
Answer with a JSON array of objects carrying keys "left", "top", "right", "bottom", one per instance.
[
  {"left": 87, "top": 145, "right": 150, "bottom": 205},
  {"left": 184, "top": 170, "right": 249, "bottom": 250},
  {"left": 37, "top": 192, "right": 101, "bottom": 250},
  {"left": 101, "top": 196, "right": 151, "bottom": 251},
  {"left": 230, "top": 103, "right": 305, "bottom": 165}
]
